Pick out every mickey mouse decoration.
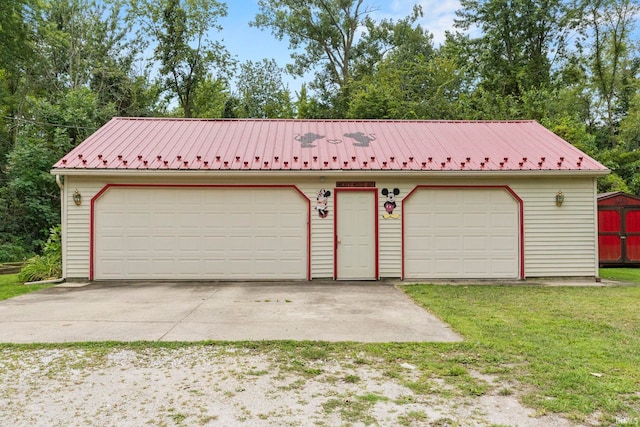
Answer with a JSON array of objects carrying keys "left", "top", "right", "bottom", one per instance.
[
  {"left": 315, "top": 188, "right": 331, "bottom": 218},
  {"left": 381, "top": 188, "right": 400, "bottom": 219}
]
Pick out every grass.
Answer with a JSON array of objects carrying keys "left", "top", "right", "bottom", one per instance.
[
  {"left": 403, "top": 285, "right": 640, "bottom": 424},
  {"left": 0, "top": 273, "right": 54, "bottom": 300},
  {"left": 600, "top": 267, "right": 640, "bottom": 282}
]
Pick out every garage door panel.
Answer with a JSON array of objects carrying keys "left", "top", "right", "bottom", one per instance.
[
  {"left": 405, "top": 188, "right": 519, "bottom": 279},
  {"left": 492, "top": 235, "right": 516, "bottom": 250},
  {"left": 94, "top": 187, "right": 307, "bottom": 280},
  {"left": 463, "top": 213, "right": 488, "bottom": 228},
  {"left": 435, "top": 236, "right": 460, "bottom": 250},
  {"left": 436, "top": 213, "right": 459, "bottom": 228},
  {"left": 435, "top": 259, "right": 459, "bottom": 274},
  {"left": 491, "top": 212, "right": 517, "bottom": 227},
  {"left": 463, "top": 259, "right": 489, "bottom": 275},
  {"left": 464, "top": 236, "right": 488, "bottom": 250}
]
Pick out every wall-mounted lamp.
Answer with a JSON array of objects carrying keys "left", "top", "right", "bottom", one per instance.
[
  {"left": 555, "top": 191, "right": 564, "bottom": 207},
  {"left": 73, "top": 189, "right": 82, "bottom": 206}
]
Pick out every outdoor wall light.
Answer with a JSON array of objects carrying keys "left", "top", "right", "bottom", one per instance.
[
  {"left": 73, "top": 189, "right": 82, "bottom": 206},
  {"left": 555, "top": 191, "right": 564, "bottom": 207}
]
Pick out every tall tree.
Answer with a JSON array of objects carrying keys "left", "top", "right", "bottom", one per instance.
[
  {"left": 235, "top": 59, "right": 293, "bottom": 118},
  {"left": 582, "top": 0, "right": 639, "bottom": 146},
  {"left": 0, "top": 0, "right": 34, "bottom": 169},
  {"left": 28, "top": 0, "right": 157, "bottom": 116},
  {"left": 251, "top": 0, "right": 372, "bottom": 115},
  {"left": 348, "top": 22, "right": 468, "bottom": 119},
  {"left": 0, "top": 88, "right": 114, "bottom": 255},
  {"left": 130, "top": 0, "right": 232, "bottom": 117},
  {"left": 455, "top": 0, "right": 573, "bottom": 97}
]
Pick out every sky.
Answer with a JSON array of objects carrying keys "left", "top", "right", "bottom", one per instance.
[{"left": 218, "top": 0, "right": 461, "bottom": 94}]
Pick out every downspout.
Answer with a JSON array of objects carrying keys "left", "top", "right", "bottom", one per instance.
[{"left": 55, "top": 174, "right": 67, "bottom": 280}]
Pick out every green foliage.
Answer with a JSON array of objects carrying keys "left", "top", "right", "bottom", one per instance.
[
  {"left": 189, "top": 75, "right": 228, "bottom": 118},
  {"left": 0, "top": 240, "right": 30, "bottom": 263},
  {"left": 18, "top": 225, "right": 62, "bottom": 282},
  {"left": 0, "top": 88, "right": 111, "bottom": 254},
  {"left": 597, "top": 172, "right": 630, "bottom": 194},
  {"left": 620, "top": 92, "right": 640, "bottom": 148},
  {"left": 348, "top": 49, "right": 466, "bottom": 119},
  {"left": 596, "top": 148, "right": 640, "bottom": 193},
  {"left": 130, "top": 0, "right": 232, "bottom": 117},
  {"left": 235, "top": 59, "right": 293, "bottom": 118}
]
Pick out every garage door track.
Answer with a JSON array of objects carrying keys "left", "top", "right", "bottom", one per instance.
[{"left": 0, "top": 281, "right": 461, "bottom": 343}]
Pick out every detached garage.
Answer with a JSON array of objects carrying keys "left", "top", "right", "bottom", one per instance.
[{"left": 52, "top": 118, "right": 608, "bottom": 281}]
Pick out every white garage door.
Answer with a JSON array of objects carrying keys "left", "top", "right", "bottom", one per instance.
[
  {"left": 404, "top": 188, "right": 520, "bottom": 279},
  {"left": 94, "top": 187, "right": 308, "bottom": 280}
]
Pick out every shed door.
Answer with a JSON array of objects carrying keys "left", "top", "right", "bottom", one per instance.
[
  {"left": 598, "top": 210, "right": 622, "bottom": 262},
  {"left": 404, "top": 188, "right": 519, "bottom": 279},
  {"left": 94, "top": 187, "right": 308, "bottom": 280},
  {"left": 599, "top": 208, "right": 640, "bottom": 263}
]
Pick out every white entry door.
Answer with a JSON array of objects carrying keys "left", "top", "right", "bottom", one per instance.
[{"left": 336, "top": 190, "right": 377, "bottom": 280}]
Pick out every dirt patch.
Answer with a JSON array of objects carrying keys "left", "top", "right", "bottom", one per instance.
[{"left": 0, "top": 347, "right": 582, "bottom": 426}]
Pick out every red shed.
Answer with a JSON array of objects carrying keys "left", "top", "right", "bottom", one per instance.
[{"left": 598, "top": 192, "right": 640, "bottom": 265}]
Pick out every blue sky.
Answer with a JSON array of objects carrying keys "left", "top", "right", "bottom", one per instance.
[{"left": 218, "top": 1, "right": 461, "bottom": 94}]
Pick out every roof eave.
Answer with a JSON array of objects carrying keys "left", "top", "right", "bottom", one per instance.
[{"left": 51, "top": 168, "right": 610, "bottom": 178}]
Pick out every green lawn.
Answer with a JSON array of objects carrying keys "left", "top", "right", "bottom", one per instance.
[
  {"left": 600, "top": 267, "right": 640, "bottom": 283},
  {"left": 403, "top": 284, "right": 640, "bottom": 425},
  {"left": 0, "top": 273, "right": 54, "bottom": 300}
]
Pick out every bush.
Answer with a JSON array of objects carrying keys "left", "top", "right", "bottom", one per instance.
[
  {"left": 0, "top": 242, "right": 30, "bottom": 263},
  {"left": 18, "top": 225, "right": 62, "bottom": 282}
]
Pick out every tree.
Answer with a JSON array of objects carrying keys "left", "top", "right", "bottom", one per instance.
[
  {"left": 0, "top": 0, "right": 34, "bottom": 176},
  {"left": 251, "top": 0, "right": 372, "bottom": 115},
  {"left": 130, "top": 0, "right": 232, "bottom": 117},
  {"left": 581, "top": 0, "right": 640, "bottom": 146},
  {"left": 235, "top": 59, "right": 293, "bottom": 118},
  {"left": 455, "top": 0, "right": 573, "bottom": 97},
  {"left": 347, "top": 19, "right": 469, "bottom": 120},
  {"left": 0, "top": 88, "right": 113, "bottom": 254},
  {"left": 188, "top": 74, "right": 229, "bottom": 118},
  {"left": 24, "top": 0, "right": 160, "bottom": 117}
]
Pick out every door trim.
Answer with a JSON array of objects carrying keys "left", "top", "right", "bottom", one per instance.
[
  {"left": 90, "top": 184, "right": 311, "bottom": 280},
  {"left": 401, "top": 185, "right": 524, "bottom": 280},
  {"left": 333, "top": 188, "right": 379, "bottom": 280}
]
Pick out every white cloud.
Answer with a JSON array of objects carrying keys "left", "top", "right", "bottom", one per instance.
[{"left": 370, "top": 0, "right": 461, "bottom": 45}]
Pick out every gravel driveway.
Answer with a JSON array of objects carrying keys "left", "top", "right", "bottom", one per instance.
[{"left": 0, "top": 346, "right": 580, "bottom": 426}]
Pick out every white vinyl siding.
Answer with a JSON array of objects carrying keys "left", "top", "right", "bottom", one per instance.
[
  {"left": 377, "top": 182, "right": 405, "bottom": 279},
  {"left": 63, "top": 176, "right": 107, "bottom": 279},
  {"left": 304, "top": 184, "right": 334, "bottom": 279},
  {"left": 510, "top": 178, "right": 598, "bottom": 277}
]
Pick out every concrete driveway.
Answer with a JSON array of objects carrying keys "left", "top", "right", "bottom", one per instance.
[{"left": 0, "top": 281, "right": 461, "bottom": 343}]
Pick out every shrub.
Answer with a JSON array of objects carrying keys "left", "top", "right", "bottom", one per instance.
[
  {"left": 18, "top": 225, "right": 62, "bottom": 282},
  {"left": 0, "top": 242, "right": 30, "bottom": 263}
]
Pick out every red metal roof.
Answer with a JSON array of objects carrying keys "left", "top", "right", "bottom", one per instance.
[{"left": 52, "top": 118, "right": 607, "bottom": 173}]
